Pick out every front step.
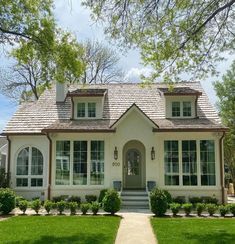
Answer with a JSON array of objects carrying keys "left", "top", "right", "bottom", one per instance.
[{"left": 121, "top": 190, "right": 149, "bottom": 209}]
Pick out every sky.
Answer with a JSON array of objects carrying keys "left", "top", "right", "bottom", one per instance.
[{"left": 0, "top": 0, "right": 234, "bottom": 132}]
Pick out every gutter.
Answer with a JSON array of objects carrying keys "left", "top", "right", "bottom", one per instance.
[
  {"left": 45, "top": 133, "right": 52, "bottom": 200},
  {"left": 219, "top": 131, "right": 226, "bottom": 204},
  {"left": 6, "top": 136, "right": 11, "bottom": 175}
]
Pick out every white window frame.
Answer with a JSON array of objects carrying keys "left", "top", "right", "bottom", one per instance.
[
  {"left": 76, "top": 102, "right": 97, "bottom": 119},
  {"left": 171, "top": 101, "right": 193, "bottom": 118}
]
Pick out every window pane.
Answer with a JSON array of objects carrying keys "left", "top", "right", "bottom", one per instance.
[
  {"left": 16, "top": 178, "right": 28, "bottom": 187},
  {"left": 77, "top": 103, "right": 85, "bottom": 117},
  {"left": 88, "top": 103, "right": 96, "bottom": 117},
  {"left": 56, "top": 141, "right": 70, "bottom": 185},
  {"left": 16, "top": 147, "right": 29, "bottom": 175},
  {"left": 31, "top": 178, "right": 43, "bottom": 187},
  {"left": 200, "top": 140, "right": 216, "bottom": 186},
  {"left": 183, "top": 102, "right": 192, "bottom": 117},
  {"left": 31, "top": 147, "right": 43, "bottom": 175},
  {"left": 90, "top": 141, "right": 104, "bottom": 185},
  {"left": 73, "top": 141, "right": 87, "bottom": 185},
  {"left": 172, "top": 102, "right": 180, "bottom": 117}
]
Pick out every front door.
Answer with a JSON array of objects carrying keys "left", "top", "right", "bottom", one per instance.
[{"left": 124, "top": 149, "right": 142, "bottom": 189}]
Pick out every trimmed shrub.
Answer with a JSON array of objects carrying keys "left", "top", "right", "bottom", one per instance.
[
  {"left": 69, "top": 202, "right": 78, "bottom": 215},
  {"left": 229, "top": 204, "right": 235, "bottom": 217},
  {"left": 173, "top": 196, "right": 186, "bottom": 205},
  {"left": 18, "top": 200, "right": 28, "bottom": 214},
  {"left": 206, "top": 204, "right": 218, "bottom": 216},
  {"left": 169, "top": 203, "right": 181, "bottom": 217},
  {"left": 201, "top": 196, "right": 218, "bottom": 205},
  {"left": 15, "top": 196, "right": 25, "bottom": 207},
  {"left": 57, "top": 200, "right": 67, "bottom": 215},
  {"left": 150, "top": 188, "right": 170, "bottom": 217},
  {"left": 52, "top": 195, "right": 67, "bottom": 203},
  {"left": 85, "top": 195, "right": 97, "bottom": 204},
  {"left": 219, "top": 205, "right": 230, "bottom": 217},
  {"left": 182, "top": 203, "right": 193, "bottom": 216},
  {"left": 189, "top": 197, "right": 203, "bottom": 207},
  {"left": 67, "top": 196, "right": 81, "bottom": 207},
  {"left": 103, "top": 189, "right": 121, "bottom": 215},
  {"left": 81, "top": 203, "right": 90, "bottom": 215},
  {"left": 196, "top": 203, "right": 205, "bottom": 216},
  {"left": 0, "top": 188, "right": 16, "bottom": 214},
  {"left": 44, "top": 200, "right": 54, "bottom": 214},
  {"left": 91, "top": 201, "right": 100, "bottom": 215},
  {"left": 98, "top": 189, "right": 108, "bottom": 203},
  {"left": 31, "top": 199, "right": 41, "bottom": 214},
  {"left": 163, "top": 190, "right": 172, "bottom": 205}
]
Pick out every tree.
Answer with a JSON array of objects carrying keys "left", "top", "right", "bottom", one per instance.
[
  {"left": 81, "top": 40, "right": 123, "bottom": 84},
  {"left": 214, "top": 60, "right": 235, "bottom": 191},
  {"left": 82, "top": 0, "right": 235, "bottom": 81}
]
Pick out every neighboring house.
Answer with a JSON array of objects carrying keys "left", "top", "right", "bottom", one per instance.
[
  {"left": 0, "top": 136, "right": 7, "bottom": 170},
  {"left": 1, "top": 82, "right": 228, "bottom": 204}
]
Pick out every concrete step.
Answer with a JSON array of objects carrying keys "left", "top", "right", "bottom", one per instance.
[
  {"left": 122, "top": 200, "right": 149, "bottom": 205},
  {"left": 121, "top": 205, "right": 149, "bottom": 209},
  {"left": 121, "top": 191, "right": 148, "bottom": 197},
  {"left": 121, "top": 195, "right": 149, "bottom": 201}
]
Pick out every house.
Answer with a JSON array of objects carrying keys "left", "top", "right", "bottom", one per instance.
[
  {"left": 1, "top": 82, "right": 228, "bottom": 204},
  {"left": 0, "top": 136, "right": 7, "bottom": 170}
]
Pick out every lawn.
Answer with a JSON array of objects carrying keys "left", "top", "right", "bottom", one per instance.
[
  {"left": 151, "top": 218, "right": 235, "bottom": 244},
  {"left": 0, "top": 216, "right": 120, "bottom": 244}
]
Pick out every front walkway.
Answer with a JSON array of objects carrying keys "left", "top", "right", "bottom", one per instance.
[{"left": 115, "top": 210, "right": 157, "bottom": 244}]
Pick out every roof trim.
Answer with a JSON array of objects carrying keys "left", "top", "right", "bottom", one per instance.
[
  {"left": 163, "top": 92, "right": 202, "bottom": 96},
  {"left": 41, "top": 128, "right": 116, "bottom": 133},
  {"left": 0, "top": 132, "right": 43, "bottom": 136},
  {"left": 67, "top": 88, "right": 107, "bottom": 97},
  {"left": 153, "top": 128, "right": 229, "bottom": 132},
  {"left": 110, "top": 103, "right": 159, "bottom": 129}
]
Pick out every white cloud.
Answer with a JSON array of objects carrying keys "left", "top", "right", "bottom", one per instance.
[{"left": 124, "top": 67, "right": 153, "bottom": 82}]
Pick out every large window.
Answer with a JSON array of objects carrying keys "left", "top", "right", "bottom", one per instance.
[
  {"left": 182, "top": 140, "right": 197, "bottom": 185},
  {"left": 200, "top": 140, "right": 216, "bottom": 186},
  {"left": 90, "top": 141, "right": 104, "bottom": 185},
  {"left": 172, "top": 102, "right": 181, "bottom": 117},
  {"left": 164, "top": 141, "right": 179, "bottom": 185},
  {"left": 16, "top": 147, "right": 43, "bottom": 187}
]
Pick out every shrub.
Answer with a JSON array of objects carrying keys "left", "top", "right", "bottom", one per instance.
[
  {"left": 91, "top": 201, "right": 100, "bottom": 215},
  {"left": 163, "top": 190, "right": 172, "bottom": 205},
  {"left": 206, "top": 204, "right": 218, "bottom": 216},
  {"left": 229, "top": 204, "right": 235, "bottom": 217},
  {"left": 173, "top": 196, "right": 186, "bottom": 205},
  {"left": 98, "top": 189, "right": 108, "bottom": 203},
  {"left": 44, "top": 200, "right": 54, "bottom": 214},
  {"left": 182, "top": 203, "right": 193, "bottom": 216},
  {"left": 169, "top": 203, "right": 181, "bottom": 217},
  {"left": 103, "top": 189, "right": 121, "bottom": 215},
  {"left": 219, "top": 205, "right": 230, "bottom": 217},
  {"left": 81, "top": 203, "right": 90, "bottom": 215},
  {"left": 56, "top": 200, "right": 67, "bottom": 215},
  {"left": 69, "top": 202, "right": 78, "bottom": 215},
  {"left": 0, "top": 188, "right": 16, "bottom": 214},
  {"left": 85, "top": 195, "right": 97, "bottom": 204},
  {"left": 67, "top": 196, "right": 81, "bottom": 207},
  {"left": 31, "top": 199, "right": 41, "bottom": 214},
  {"left": 196, "top": 203, "right": 205, "bottom": 216},
  {"left": 15, "top": 196, "right": 25, "bottom": 207},
  {"left": 189, "top": 197, "right": 203, "bottom": 207},
  {"left": 201, "top": 196, "right": 218, "bottom": 205},
  {"left": 52, "top": 195, "right": 67, "bottom": 203},
  {"left": 18, "top": 200, "right": 28, "bottom": 214},
  {"left": 150, "top": 188, "right": 170, "bottom": 217}
]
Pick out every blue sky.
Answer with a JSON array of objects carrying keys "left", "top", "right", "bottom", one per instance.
[{"left": 0, "top": 0, "right": 234, "bottom": 132}]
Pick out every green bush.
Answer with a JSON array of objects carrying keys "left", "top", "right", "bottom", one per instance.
[
  {"left": 173, "top": 196, "right": 186, "bottom": 205},
  {"left": 52, "top": 195, "right": 67, "bottom": 203},
  {"left": 196, "top": 203, "right": 205, "bottom": 216},
  {"left": 85, "top": 195, "right": 97, "bottom": 204},
  {"left": 15, "top": 196, "right": 25, "bottom": 207},
  {"left": 201, "top": 196, "right": 218, "bottom": 205},
  {"left": 18, "top": 200, "right": 28, "bottom": 214},
  {"left": 31, "top": 199, "right": 41, "bottom": 214},
  {"left": 169, "top": 203, "right": 181, "bottom": 217},
  {"left": 150, "top": 188, "right": 170, "bottom": 217},
  {"left": 67, "top": 196, "right": 81, "bottom": 207},
  {"left": 103, "top": 189, "right": 121, "bottom": 215},
  {"left": 91, "top": 201, "right": 100, "bottom": 215},
  {"left": 69, "top": 202, "right": 78, "bottom": 215},
  {"left": 81, "top": 203, "right": 90, "bottom": 215},
  {"left": 219, "top": 205, "right": 230, "bottom": 217},
  {"left": 163, "top": 190, "right": 172, "bottom": 205},
  {"left": 44, "top": 200, "right": 54, "bottom": 214},
  {"left": 206, "top": 204, "right": 218, "bottom": 216},
  {"left": 189, "top": 197, "right": 203, "bottom": 207},
  {"left": 56, "top": 200, "right": 67, "bottom": 215},
  {"left": 0, "top": 188, "right": 16, "bottom": 214},
  {"left": 229, "top": 204, "right": 235, "bottom": 217},
  {"left": 182, "top": 203, "right": 193, "bottom": 216},
  {"left": 98, "top": 189, "right": 108, "bottom": 203}
]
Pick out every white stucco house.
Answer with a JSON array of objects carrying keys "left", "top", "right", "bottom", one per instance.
[{"left": 1, "top": 82, "right": 228, "bottom": 205}]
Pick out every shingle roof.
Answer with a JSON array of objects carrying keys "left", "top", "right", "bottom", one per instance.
[
  {"left": 158, "top": 87, "right": 202, "bottom": 96},
  {"left": 67, "top": 88, "right": 107, "bottom": 97},
  {"left": 2, "top": 81, "right": 226, "bottom": 134}
]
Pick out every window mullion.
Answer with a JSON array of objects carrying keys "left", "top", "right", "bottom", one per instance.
[
  {"left": 70, "top": 140, "right": 73, "bottom": 186},
  {"left": 179, "top": 140, "right": 182, "bottom": 186},
  {"left": 87, "top": 140, "right": 91, "bottom": 185}
]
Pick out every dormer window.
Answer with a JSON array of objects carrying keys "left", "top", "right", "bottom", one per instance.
[
  {"left": 77, "top": 102, "right": 97, "bottom": 118},
  {"left": 77, "top": 103, "right": 86, "bottom": 118},
  {"left": 88, "top": 103, "right": 96, "bottom": 117},
  {"left": 171, "top": 101, "right": 192, "bottom": 118},
  {"left": 172, "top": 102, "right": 181, "bottom": 117},
  {"left": 183, "top": 102, "right": 192, "bottom": 117}
]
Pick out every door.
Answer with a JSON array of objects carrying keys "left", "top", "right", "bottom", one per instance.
[{"left": 124, "top": 149, "right": 142, "bottom": 188}]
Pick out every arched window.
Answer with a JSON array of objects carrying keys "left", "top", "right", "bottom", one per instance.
[{"left": 16, "top": 147, "right": 43, "bottom": 187}]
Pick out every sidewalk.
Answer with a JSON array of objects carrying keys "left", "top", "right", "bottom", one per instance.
[{"left": 115, "top": 210, "right": 157, "bottom": 244}]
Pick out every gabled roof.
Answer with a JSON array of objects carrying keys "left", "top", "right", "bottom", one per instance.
[{"left": 158, "top": 87, "right": 202, "bottom": 96}]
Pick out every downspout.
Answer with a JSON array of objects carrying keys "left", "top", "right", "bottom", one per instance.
[
  {"left": 219, "top": 131, "right": 226, "bottom": 204},
  {"left": 6, "top": 136, "right": 11, "bottom": 185},
  {"left": 195, "top": 96, "right": 198, "bottom": 118},
  {"left": 46, "top": 133, "right": 52, "bottom": 200}
]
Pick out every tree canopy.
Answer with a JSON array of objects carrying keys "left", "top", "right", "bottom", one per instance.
[{"left": 82, "top": 0, "right": 235, "bottom": 81}]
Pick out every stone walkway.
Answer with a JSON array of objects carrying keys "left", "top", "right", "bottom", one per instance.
[{"left": 115, "top": 210, "right": 157, "bottom": 244}]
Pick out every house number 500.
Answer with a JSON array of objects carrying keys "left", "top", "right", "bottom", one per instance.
[{"left": 112, "top": 162, "right": 120, "bottom": 166}]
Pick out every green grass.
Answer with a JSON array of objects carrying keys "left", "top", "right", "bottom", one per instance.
[
  {"left": 151, "top": 218, "right": 235, "bottom": 244},
  {"left": 0, "top": 215, "right": 120, "bottom": 244}
]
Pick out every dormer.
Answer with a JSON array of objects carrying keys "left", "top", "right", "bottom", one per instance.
[
  {"left": 67, "top": 88, "right": 107, "bottom": 120},
  {"left": 158, "top": 87, "right": 202, "bottom": 119}
]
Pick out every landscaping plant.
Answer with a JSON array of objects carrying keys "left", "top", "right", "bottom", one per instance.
[
  {"left": 219, "top": 205, "right": 230, "bottom": 217},
  {"left": 229, "top": 204, "right": 235, "bottom": 217},
  {"left": 67, "top": 196, "right": 81, "bottom": 207},
  {"left": 182, "top": 203, "right": 193, "bottom": 216},
  {"left": 52, "top": 196, "right": 67, "bottom": 203},
  {"left": 173, "top": 196, "right": 186, "bottom": 205},
  {"left": 98, "top": 189, "right": 108, "bottom": 203},
  {"left": 18, "top": 200, "right": 28, "bottom": 214},
  {"left": 31, "top": 199, "right": 41, "bottom": 214},
  {"left": 81, "top": 203, "right": 90, "bottom": 215},
  {"left": 169, "top": 203, "right": 181, "bottom": 217},
  {"left": 196, "top": 203, "right": 205, "bottom": 216},
  {"left": 44, "top": 200, "right": 54, "bottom": 214},
  {"left": 0, "top": 188, "right": 16, "bottom": 214},
  {"left": 206, "top": 204, "right": 218, "bottom": 216},
  {"left": 103, "top": 189, "right": 121, "bottom": 215},
  {"left": 56, "top": 200, "right": 67, "bottom": 215},
  {"left": 91, "top": 201, "right": 100, "bottom": 215},
  {"left": 15, "top": 196, "right": 25, "bottom": 207},
  {"left": 69, "top": 202, "right": 78, "bottom": 215},
  {"left": 189, "top": 197, "right": 203, "bottom": 207},
  {"left": 85, "top": 195, "right": 97, "bottom": 203}
]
